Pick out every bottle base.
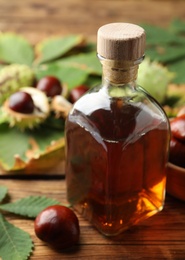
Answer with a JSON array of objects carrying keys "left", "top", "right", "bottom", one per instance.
[{"left": 73, "top": 192, "right": 164, "bottom": 237}]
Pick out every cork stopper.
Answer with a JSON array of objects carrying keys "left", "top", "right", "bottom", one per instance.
[{"left": 97, "top": 23, "right": 145, "bottom": 61}]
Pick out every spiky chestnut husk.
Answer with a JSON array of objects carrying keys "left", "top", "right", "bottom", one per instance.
[
  {"left": 0, "top": 64, "right": 35, "bottom": 105},
  {"left": 61, "top": 83, "right": 69, "bottom": 98},
  {"left": 51, "top": 95, "right": 73, "bottom": 118},
  {"left": 1, "top": 87, "right": 50, "bottom": 130},
  {"left": 137, "top": 58, "right": 174, "bottom": 104}
]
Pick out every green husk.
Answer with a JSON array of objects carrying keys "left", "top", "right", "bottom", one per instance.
[
  {"left": 138, "top": 58, "right": 174, "bottom": 104},
  {"left": 0, "top": 64, "right": 35, "bottom": 105}
]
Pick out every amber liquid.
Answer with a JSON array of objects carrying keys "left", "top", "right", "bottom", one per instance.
[{"left": 65, "top": 88, "right": 169, "bottom": 236}]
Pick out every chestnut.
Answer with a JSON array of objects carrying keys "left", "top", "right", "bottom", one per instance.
[
  {"left": 34, "top": 205, "right": 80, "bottom": 249},
  {"left": 169, "top": 136, "right": 185, "bottom": 168},
  {"left": 69, "top": 85, "right": 89, "bottom": 103},
  {"left": 8, "top": 91, "right": 34, "bottom": 114},
  {"left": 170, "top": 115, "right": 185, "bottom": 141},
  {"left": 36, "top": 76, "right": 62, "bottom": 97}
]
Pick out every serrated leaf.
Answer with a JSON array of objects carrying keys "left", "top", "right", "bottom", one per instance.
[
  {"left": 0, "top": 186, "right": 8, "bottom": 203},
  {"left": 35, "top": 52, "right": 101, "bottom": 89},
  {"left": 0, "top": 213, "right": 33, "bottom": 260},
  {"left": 140, "top": 23, "right": 185, "bottom": 84},
  {"left": 0, "top": 123, "right": 64, "bottom": 171},
  {"left": 145, "top": 45, "right": 185, "bottom": 64},
  {"left": 35, "top": 34, "right": 85, "bottom": 64},
  {"left": 35, "top": 63, "right": 88, "bottom": 89},
  {"left": 0, "top": 196, "right": 63, "bottom": 218},
  {"left": 142, "top": 24, "right": 185, "bottom": 45},
  {"left": 57, "top": 51, "right": 102, "bottom": 75},
  {"left": 0, "top": 33, "right": 34, "bottom": 65}
]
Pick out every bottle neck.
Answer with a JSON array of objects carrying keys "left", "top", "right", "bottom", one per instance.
[{"left": 98, "top": 54, "right": 144, "bottom": 85}]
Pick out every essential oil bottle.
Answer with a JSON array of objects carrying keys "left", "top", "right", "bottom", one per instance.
[{"left": 65, "top": 23, "right": 170, "bottom": 236}]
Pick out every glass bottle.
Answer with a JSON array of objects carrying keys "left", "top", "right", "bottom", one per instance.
[{"left": 65, "top": 23, "right": 170, "bottom": 236}]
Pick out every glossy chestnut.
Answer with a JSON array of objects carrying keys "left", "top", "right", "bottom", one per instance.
[
  {"left": 169, "top": 136, "right": 185, "bottom": 168},
  {"left": 34, "top": 205, "right": 80, "bottom": 249},
  {"left": 69, "top": 85, "right": 89, "bottom": 103},
  {"left": 8, "top": 91, "right": 34, "bottom": 114},
  {"left": 36, "top": 76, "right": 62, "bottom": 97}
]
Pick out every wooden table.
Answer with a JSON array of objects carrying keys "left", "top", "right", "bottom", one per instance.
[
  {"left": 1, "top": 0, "right": 185, "bottom": 259},
  {"left": 1, "top": 178, "right": 185, "bottom": 260},
  {"left": 0, "top": 0, "right": 185, "bottom": 43}
]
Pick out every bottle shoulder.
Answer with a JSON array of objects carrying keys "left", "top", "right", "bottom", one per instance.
[
  {"left": 70, "top": 84, "right": 168, "bottom": 121},
  {"left": 67, "top": 84, "right": 170, "bottom": 142}
]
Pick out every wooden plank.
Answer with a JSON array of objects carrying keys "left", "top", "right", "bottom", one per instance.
[
  {"left": 0, "top": 179, "right": 185, "bottom": 259},
  {"left": 0, "top": 0, "right": 184, "bottom": 43}
]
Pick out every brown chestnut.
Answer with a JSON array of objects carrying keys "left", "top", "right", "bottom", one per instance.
[
  {"left": 36, "top": 76, "right": 62, "bottom": 97},
  {"left": 8, "top": 91, "right": 34, "bottom": 114},
  {"left": 170, "top": 115, "right": 185, "bottom": 141},
  {"left": 34, "top": 205, "right": 80, "bottom": 249},
  {"left": 169, "top": 136, "right": 185, "bottom": 168},
  {"left": 69, "top": 85, "right": 89, "bottom": 103}
]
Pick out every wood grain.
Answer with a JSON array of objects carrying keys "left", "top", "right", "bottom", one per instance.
[
  {"left": 0, "top": 0, "right": 184, "bottom": 44},
  {"left": 0, "top": 179, "right": 185, "bottom": 259},
  {"left": 97, "top": 23, "right": 145, "bottom": 60}
]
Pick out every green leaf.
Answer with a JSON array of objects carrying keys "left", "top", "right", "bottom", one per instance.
[
  {"left": 0, "top": 213, "right": 33, "bottom": 260},
  {"left": 57, "top": 51, "right": 102, "bottom": 75},
  {"left": 140, "top": 22, "right": 185, "bottom": 84},
  {"left": 35, "top": 35, "right": 84, "bottom": 64},
  {"left": 42, "top": 116, "right": 65, "bottom": 130},
  {"left": 0, "top": 186, "right": 8, "bottom": 203},
  {"left": 82, "top": 42, "right": 96, "bottom": 52},
  {"left": 170, "top": 18, "right": 185, "bottom": 34},
  {"left": 0, "top": 33, "right": 34, "bottom": 66},
  {"left": 35, "top": 51, "right": 101, "bottom": 89},
  {"left": 0, "top": 124, "right": 28, "bottom": 170},
  {"left": 168, "top": 59, "right": 185, "bottom": 83},
  {"left": 35, "top": 63, "right": 88, "bottom": 89},
  {"left": 0, "top": 123, "right": 64, "bottom": 171},
  {"left": 142, "top": 24, "right": 185, "bottom": 45},
  {"left": 0, "top": 196, "right": 63, "bottom": 218},
  {"left": 27, "top": 124, "right": 64, "bottom": 152},
  {"left": 145, "top": 45, "right": 185, "bottom": 64},
  {"left": 84, "top": 75, "right": 101, "bottom": 88}
]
